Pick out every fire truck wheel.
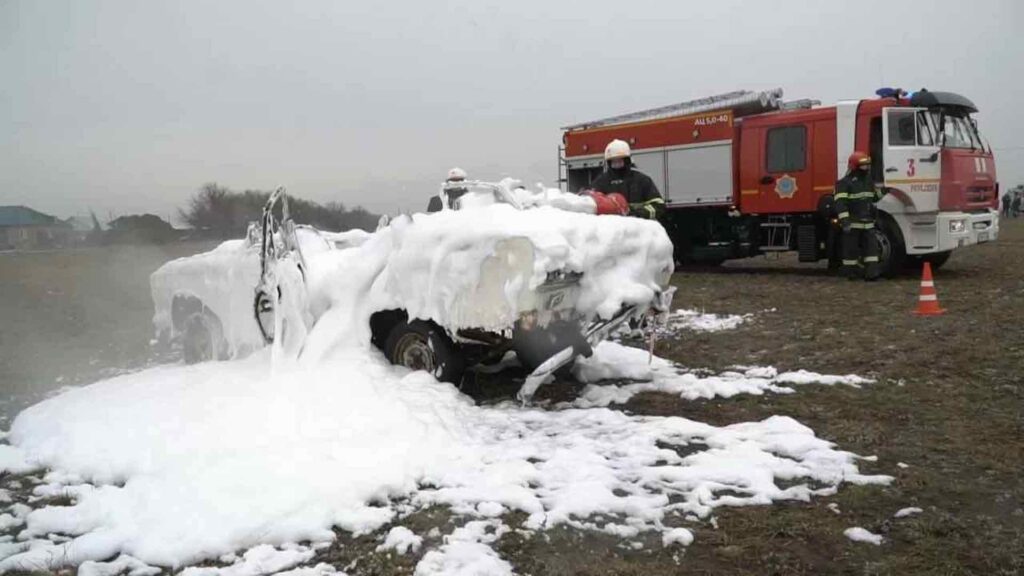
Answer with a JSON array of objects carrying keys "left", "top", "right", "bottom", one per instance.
[
  {"left": 875, "top": 219, "right": 906, "bottom": 278},
  {"left": 384, "top": 320, "right": 465, "bottom": 385}
]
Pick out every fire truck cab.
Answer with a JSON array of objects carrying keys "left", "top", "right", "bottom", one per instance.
[{"left": 560, "top": 88, "right": 999, "bottom": 274}]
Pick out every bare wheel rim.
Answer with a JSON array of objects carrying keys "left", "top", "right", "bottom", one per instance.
[{"left": 394, "top": 333, "right": 436, "bottom": 373}]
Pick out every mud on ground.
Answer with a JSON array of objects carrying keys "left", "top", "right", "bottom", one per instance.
[
  {"left": 528, "top": 219, "right": 1024, "bottom": 575},
  {"left": 451, "top": 221, "right": 1024, "bottom": 575}
]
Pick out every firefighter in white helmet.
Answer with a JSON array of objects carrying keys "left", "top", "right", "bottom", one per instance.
[
  {"left": 427, "top": 167, "right": 469, "bottom": 212},
  {"left": 590, "top": 139, "right": 665, "bottom": 220}
]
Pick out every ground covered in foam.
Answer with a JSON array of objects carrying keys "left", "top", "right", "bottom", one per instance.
[{"left": 0, "top": 341, "right": 889, "bottom": 575}]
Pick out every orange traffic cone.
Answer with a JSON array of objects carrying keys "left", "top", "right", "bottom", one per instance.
[{"left": 913, "top": 262, "right": 945, "bottom": 316}]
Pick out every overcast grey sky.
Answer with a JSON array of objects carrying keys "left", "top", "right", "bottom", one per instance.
[{"left": 2, "top": 0, "right": 1021, "bottom": 222}]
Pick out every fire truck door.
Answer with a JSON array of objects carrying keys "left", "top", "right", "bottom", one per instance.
[
  {"left": 750, "top": 125, "right": 811, "bottom": 212},
  {"left": 881, "top": 107, "right": 942, "bottom": 212}
]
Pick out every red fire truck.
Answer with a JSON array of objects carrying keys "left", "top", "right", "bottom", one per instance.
[{"left": 559, "top": 89, "right": 999, "bottom": 274}]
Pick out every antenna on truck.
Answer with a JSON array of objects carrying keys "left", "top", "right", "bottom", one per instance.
[{"left": 562, "top": 88, "right": 785, "bottom": 131}]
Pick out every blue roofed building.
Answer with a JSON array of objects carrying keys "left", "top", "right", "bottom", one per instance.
[{"left": 0, "top": 206, "right": 73, "bottom": 250}]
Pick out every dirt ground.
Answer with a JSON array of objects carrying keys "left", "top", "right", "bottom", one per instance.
[
  {"left": 0, "top": 242, "right": 218, "bottom": 425},
  {"left": 1, "top": 222, "right": 1022, "bottom": 575}
]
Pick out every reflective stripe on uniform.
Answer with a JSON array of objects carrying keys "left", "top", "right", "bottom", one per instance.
[
  {"left": 842, "top": 259, "right": 860, "bottom": 265},
  {"left": 864, "top": 256, "right": 879, "bottom": 263},
  {"left": 631, "top": 197, "right": 664, "bottom": 220},
  {"left": 837, "top": 211, "right": 850, "bottom": 219},
  {"left": 849, "top": 222, "right": 875, "bottom": 230},
  {"left": 849, "top": 191, "right": 878, "bottom": 200},
  {"left": 834, "top": 192, "right": 850, "bottom": 200}
]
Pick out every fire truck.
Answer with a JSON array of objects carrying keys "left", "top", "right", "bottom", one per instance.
[{"left": 559, "top": 88, "right": 999, "bottom": 274}]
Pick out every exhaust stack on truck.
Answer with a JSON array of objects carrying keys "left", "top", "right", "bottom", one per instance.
[{"left": 560, "top": 88, "right": 999, "bottom": 274}]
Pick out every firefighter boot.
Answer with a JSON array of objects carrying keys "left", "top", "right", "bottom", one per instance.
[
  {"left": 862, "top": 230, "right": 882, "bottom": 281},
  {"left": 840, "top": 230, "right": 862, "bottom": 280}
]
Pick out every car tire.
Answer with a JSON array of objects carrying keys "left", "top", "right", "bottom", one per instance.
[
  {"left": 182, "top": 310, "right": 225, "bottom": 364},
  {"left": 384, "top": 320, "right": 464, "bottom": 385}
]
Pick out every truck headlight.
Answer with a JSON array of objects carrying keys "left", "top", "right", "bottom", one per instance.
[{"left": 949, "top": 219, "right": 966, "bottom": 233}]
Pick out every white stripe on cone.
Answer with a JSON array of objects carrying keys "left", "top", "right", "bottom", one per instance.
[{"left": 919, "top": 294, "right": 937, "bottom": 301}]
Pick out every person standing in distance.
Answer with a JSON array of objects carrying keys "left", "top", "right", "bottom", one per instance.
[{"left": 590, "top": 139, "right": 665, "bottom": 220}]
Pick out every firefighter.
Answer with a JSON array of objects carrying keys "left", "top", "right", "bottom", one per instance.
[
  {"left": 427, "top": 167, "right": 469, "bottom": 212},
  {"left": 590, "top": 139, "right": 665, "bottom": 220},
  {"left": 834, "top": 151, "right": 885, "bottom": 280}
]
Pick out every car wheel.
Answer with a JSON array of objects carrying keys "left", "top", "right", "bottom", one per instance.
[
  {"left": 183, "top": 311, "right": 225, "bottom": 364},
  {"left": 384, "top": 320, "right": 464, "bottom": 384}
]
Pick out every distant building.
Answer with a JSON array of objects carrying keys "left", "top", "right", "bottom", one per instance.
[{"left": 0, "top": 206, "right": 73, "bottom": 250}]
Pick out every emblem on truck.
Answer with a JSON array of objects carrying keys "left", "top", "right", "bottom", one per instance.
[{"left": 775, "top": 175, "right": 798, "bottom": 199}]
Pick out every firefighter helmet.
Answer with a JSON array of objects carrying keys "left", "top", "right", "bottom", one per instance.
[
  {"left": 447, "top": 167, "right": 467, "bottom": 182},
  {"left": 848, "top": 151, "right": 871, "bottom": 171},
  {"left": 604, "top": 139, "right": 631, "bottom": 161}
]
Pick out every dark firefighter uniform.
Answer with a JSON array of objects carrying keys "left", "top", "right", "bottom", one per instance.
[
  {"left": 834, "top": 158, "right": 885, "bottom": 279},
  {"left": 590, "top": 165, "right": 665, "bottom": 220},
  {"left": 427, "top": 168, "right": 469, "bottom": 212},
  {"left": 426, "top": 186, "right": 467, "bottom": 212}
]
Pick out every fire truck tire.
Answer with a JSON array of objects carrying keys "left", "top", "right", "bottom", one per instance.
[{"left": 875, "top": 218, "right": 906, "bottom": 278}]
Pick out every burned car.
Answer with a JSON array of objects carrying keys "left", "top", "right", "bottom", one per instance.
[{"left": 152, "top": 181, "right": 675, "bottom": 401}]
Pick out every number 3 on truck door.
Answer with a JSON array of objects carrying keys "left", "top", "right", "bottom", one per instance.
[{"left": 906, "top": 158, "right": 916, "bottom": 177}]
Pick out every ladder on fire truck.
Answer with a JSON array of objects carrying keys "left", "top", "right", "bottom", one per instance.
[
  {"left": 561, "top": 89, "right": 785, "bottom": 131},
  {"left": 760, "top": 215, "right": 792, "bottom": 252}
]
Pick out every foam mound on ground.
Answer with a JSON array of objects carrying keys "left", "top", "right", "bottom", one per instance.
[{"left": 0, "top": 347, "right": 890, "bottom": 572}]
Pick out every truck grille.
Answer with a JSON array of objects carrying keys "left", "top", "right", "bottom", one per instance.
[{"left": 966, "top": 187, "right": 993, "bottom": 204}]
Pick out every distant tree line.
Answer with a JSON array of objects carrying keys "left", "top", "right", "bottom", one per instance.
[{"left": 179, "top": 183, "right": 381, "bottom": 238}]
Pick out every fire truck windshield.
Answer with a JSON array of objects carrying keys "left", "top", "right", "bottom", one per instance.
[{"left": 929, "top": 111, "right": 985, "bottom": 150}]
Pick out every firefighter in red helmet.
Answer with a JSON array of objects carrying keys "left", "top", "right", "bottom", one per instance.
[{"left": 834, "top": 151, "right": 886, "bottom": 280}]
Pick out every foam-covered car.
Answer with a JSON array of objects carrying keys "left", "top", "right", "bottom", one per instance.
[{"left": 151, "top": 181, "right": 675, "bottom": 400}]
